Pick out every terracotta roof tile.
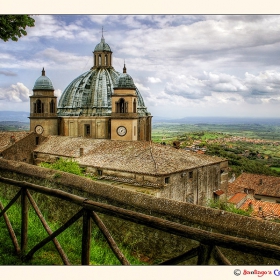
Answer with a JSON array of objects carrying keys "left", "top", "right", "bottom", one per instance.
[
  {"left": 228, "top": 192, "right": 247, "bottom": 204},
  {"left": 240, "top": 199, "right": 280, "bottom": 220},
  {"left": 214, "top": 189, "right": 224, "bottom": 196},
  {"left": 228, "top": 173, "right": 280, "bottom": 198}
]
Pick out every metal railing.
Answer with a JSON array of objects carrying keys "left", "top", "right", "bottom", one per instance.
[{"left": 1, "top": 175, "right": 280, "bottom": 265}]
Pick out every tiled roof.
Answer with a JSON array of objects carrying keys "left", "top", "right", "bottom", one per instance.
[
  {"left": 228, "top": 192, "right": 247, "bottom": 204},
  {"left": 34, "top": 136, "right": 226, "bottom": 176},
  {"left": 228, "top": 173, "right": 280, "bottom": 198},
  {"left": 240, "top": 199, "right": 280, "bottom": 220},
  {"left": 0, "top": 132, "right": 31, "bottom": 152},
  {"left": 214, "top": 189, "right": 224, "bottom": 196}
]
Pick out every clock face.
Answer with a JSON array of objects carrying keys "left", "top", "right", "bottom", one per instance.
[
  {"left": 117, "top": 126, "right": 127, "bottom": 136},
  {"left": 35, "top": 125, "right": 44, "bottom": 134}
]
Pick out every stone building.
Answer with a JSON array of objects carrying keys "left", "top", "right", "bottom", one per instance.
[
  {"left": 32, "top": 135, "right": 228, "bottom": 205},
  {"left": 29, "top": 34, "right": 152, "bottom": 141},
  {"left": 4, "top": 32, "right": 229, "bottom": 206}
]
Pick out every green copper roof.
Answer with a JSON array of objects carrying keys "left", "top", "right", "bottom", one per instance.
[
  {"left": 116, "top": 73, "right": 136, "bottom": 89},
  {"left": 57, "top": 35, "right": 150, "bottom": 117},
  {"left": 33, "top": 68, "right": 54, "bottom": 90},
  {"left": 57, "top": 68, "right": 148, "bottom": 117},
  {"left": 94, "top": 36, "right": 111, "bottom": 52}
]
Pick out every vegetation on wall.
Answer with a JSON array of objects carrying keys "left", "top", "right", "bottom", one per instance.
[
  {"left": 207, "top": 199, "right": 253, "bottom": 217},
  {"left": 40, "top": 158, "right": 86, "bottom": 176}
]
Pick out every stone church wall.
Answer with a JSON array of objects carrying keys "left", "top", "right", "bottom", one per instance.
[
  {"left": 1, "top": 133, "right": 46, "bottom": 164},
  {"left": 156, "top": 162, "right": 228, "bottom": 205},
  {"left": 59, "top": 116, "right": 110, "bottom": 139},
  {"left": 34, "top": 151, "right": 227, "bottom": 204}
]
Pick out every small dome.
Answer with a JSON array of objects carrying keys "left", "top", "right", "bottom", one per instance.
[
  {"left": 33, "top": 68, "right": 54, "bottom": 90},
  {"left": 94, "top": 36, "right": 111, "bottom": 52},
  {"left": 116, "top": 73, "right": 136, "bottom": 89}
]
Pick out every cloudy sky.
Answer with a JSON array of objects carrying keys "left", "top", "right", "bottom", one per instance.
[{"left": 2, "top": 14, "right": 280, "bottom": 119}]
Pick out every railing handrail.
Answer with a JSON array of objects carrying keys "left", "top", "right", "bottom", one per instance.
[{"left": 1, "top": 175, "right": 280, "bottom": 265}]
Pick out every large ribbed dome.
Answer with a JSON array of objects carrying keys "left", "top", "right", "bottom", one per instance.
[
  {"left": 57, "top": 68, "right": 148, "bottom": 117},
  {"left": 33, "top": 68, "right": 54, "bottom": 90},
  {"left": 57, "top": 36, "right": 149, "bottom": 117}
]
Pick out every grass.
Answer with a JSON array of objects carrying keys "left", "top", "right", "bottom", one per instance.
[{"left": 0, "top": 195, "right": 145, "bottom": 265}]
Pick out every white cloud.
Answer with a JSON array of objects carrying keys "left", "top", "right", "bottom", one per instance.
[
  {"left": 54, "top": 89, "right": 62, "bottom": 100},
  {"left": 0, "top": 83, "right": 31, "bottom": 102},
  {"left": 2, "top": 15, "right": 280, "bottom": 118},
  {"left": 148, "top": 77, "right": 162, "bottom": 83}
]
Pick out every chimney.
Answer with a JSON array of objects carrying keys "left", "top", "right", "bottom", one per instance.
[
  {"left": 10, "top": 136, "right": 15, "bottom": 144},
  {"left": 248, "top": 201, "right": 253, "bottom": 210},
  {"left": 80, "top": 147, "right": 84, "bottom": 157},
  {"left": 259, "top": 178, "right": 263, "bottom": 185}
]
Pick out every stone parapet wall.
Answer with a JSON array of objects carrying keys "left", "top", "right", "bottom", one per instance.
[
  {"left": 0, "top": 158, "right": 278, "bottom": 243},
  {"left": 0, "top": 158, "right": 279, "bottom": 264}
]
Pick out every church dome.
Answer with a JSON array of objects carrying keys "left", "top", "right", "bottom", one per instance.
[
  {"left": 57, "top": 35, "right": 149, "bottom": 117},
  {"left": 116, "top": 73, "right": 136, "bottom": 89},
  {"left": 94, "top": 36, "right": 111, "bottom": 52},
  {"left": 33, "top": 68, "right": 54, "bottom": 90},
  {"left": 57, "top": 68, "right": 148, "bottom": 117}
]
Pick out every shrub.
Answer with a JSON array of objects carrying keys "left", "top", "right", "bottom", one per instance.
[{"left": 40, "top": 158, "right": 85, "bottom": 176}]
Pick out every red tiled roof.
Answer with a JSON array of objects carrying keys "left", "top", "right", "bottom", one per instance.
[
  {"left": 214, "top": 189, "right": 224, "bottom": 196},
  {"left": 240, "top": 199, "right": 280, "bottom": 220},
  {"left": 228, "top": 192, "right": 247, "bottom": 204},
  {"left": 228, "top": 173, "right": 280, "bottom": 198}
]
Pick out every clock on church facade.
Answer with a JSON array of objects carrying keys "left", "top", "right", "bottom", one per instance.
[{"left": 30, "top": 34, "right": 152, "bottom": 141}]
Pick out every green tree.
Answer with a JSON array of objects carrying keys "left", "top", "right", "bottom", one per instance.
[{"left": 0, "top": 15, "right": 35, "bottom": 42}]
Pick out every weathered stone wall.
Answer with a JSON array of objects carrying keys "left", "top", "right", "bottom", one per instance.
[
  {"left": 157, "top": 163, "right": 226, "bottom": 205},
  {"left": 0, "top": 158, "right": 279, "bottom": 264},
  {"left": 1, "top": 133, "right": 46, "bottom": 164}
]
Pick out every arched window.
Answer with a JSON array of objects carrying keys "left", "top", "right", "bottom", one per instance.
[
  {"left": 35, "top": 99, "right": 44, "bottom": 113},
  {"left": 98, "top": 54, "right": 102, "bottom": 66},
  {"left": 116, "top": 98, "right": 128, "bottom": 113},
  {"left": 50, "top": 99, "right": 55, "bottom": 113},
  {"left": 105, "top": 55, "right": 107, "bottom": 66},
  {"left": 133, "top": 99, "right": 137, "bottom": 113}
]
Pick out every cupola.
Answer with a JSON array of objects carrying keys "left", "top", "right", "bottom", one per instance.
[
  {"left": 93, "top": 31, "right": 113, "bottom": 69},
  {"left": 33, "top": 68, "right": 54, "bottom": 91}
]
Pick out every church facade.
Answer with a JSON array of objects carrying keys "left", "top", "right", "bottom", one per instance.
[{"left": 29, "top": 35, "right": 152, "bottom": 141}]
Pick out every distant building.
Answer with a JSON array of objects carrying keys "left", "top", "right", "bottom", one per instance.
[{"left": 228, "top": 172, "right": 280, "bottom": 203}]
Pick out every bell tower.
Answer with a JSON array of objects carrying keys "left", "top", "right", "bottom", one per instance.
[
  {"left": 29, "top": 68, "right": 58, "bottom": 136},
  {"left": 111, "top": 64, "right": 138, "bottom": 141}
]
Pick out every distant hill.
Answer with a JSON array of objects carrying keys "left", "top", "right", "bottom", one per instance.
[
  {"left": 152, "top": 116, "right": 280, "bottom": 125},
  {"left": 0, "top": 111, "right": 29, "bottom": 122},
  {"left": 1, "top": 111, "right": 280, "bottom": 126}
]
